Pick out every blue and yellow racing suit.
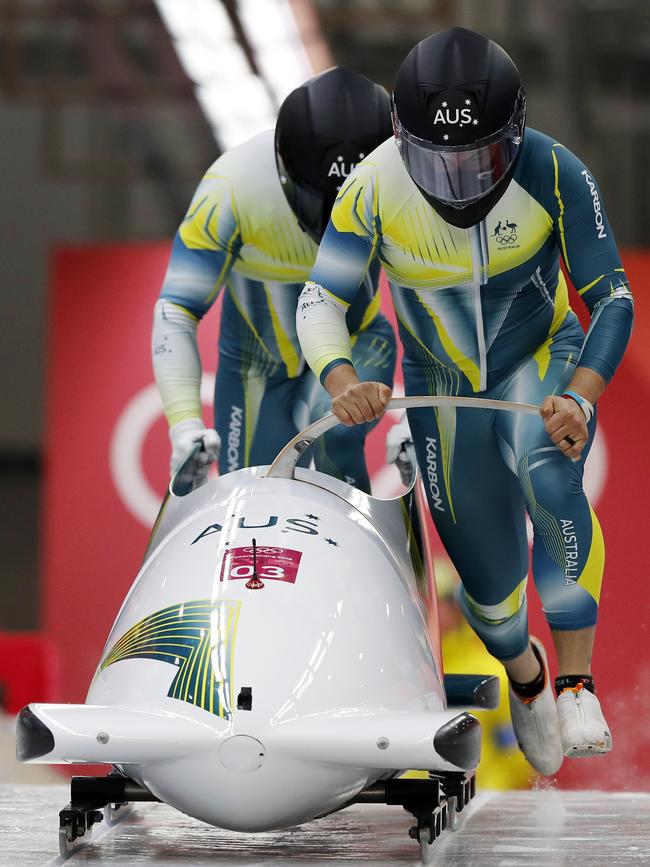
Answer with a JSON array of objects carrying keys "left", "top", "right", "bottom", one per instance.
[
  {"left": 298, "top": 129, "right": 634, "bottom": 660},
  {"left": 154, "top": 130, "right": 395, "bottom": 491}
]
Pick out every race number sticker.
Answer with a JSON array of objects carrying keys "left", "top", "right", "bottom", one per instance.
[{"left": 220, "top": 546, "right": 302, "bottom": 585}]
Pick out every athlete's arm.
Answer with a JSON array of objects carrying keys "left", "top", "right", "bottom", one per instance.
[
  {"left": 152, "top": 170, "right": 241, "bottom": 428},
  {"left": 543, "top": 145, "right": 634, "bottom": 458},
  {"left": 296, "top": 173, "right": 392, "bottom": 424}
]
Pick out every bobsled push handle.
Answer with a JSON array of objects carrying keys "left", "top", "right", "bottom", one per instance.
[{"left": 266, "top": 395, "right": 539, "bottom": 481}]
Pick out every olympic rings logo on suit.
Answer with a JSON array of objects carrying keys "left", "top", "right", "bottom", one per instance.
[
  {"left": 493, "top": 219, "right": 519, "bottom": 247},
  {"left": 496, "top": 232, "right": 518, "bottom": 245}
]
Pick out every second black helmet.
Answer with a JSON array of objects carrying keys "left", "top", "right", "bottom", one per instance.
[
  {"left": 392, "top": 27, "right": 526, "bottom": 228},
  {"left": 275, "top": 67, "right": 392, "bottom": 242}
]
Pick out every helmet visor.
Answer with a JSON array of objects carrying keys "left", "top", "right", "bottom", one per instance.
[{"left": 393, "top": 95, "right": 525, "bottom": 208}]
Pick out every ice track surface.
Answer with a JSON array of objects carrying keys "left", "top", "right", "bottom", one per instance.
[{"left": 1, "top": 786, "right": 649, "bottom": 866}]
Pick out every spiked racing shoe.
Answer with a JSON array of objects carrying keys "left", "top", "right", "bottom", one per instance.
[
  {"left": 508, "top": 638, "right": 564, "bottom": 776},
  {"left": 556, "top": 682, "right": 612, "bottom": 758}
]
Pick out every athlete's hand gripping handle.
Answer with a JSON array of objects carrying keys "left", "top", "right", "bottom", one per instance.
[
  {"left": 267, "top": 394, "right": 540, "bottom": 481},
  {"left": 325, "top": 364, "right": 391, "bottom": 425},
  {"left": 539, "top": 396, "right": 589, "bottom": 462}
]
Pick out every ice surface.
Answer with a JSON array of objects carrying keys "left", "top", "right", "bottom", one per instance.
[{"left": 0, "top": 785, "right": 648, "bottom": 866}]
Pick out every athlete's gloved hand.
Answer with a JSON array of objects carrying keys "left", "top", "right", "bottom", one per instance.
[
  {"left": 386, "top": 415, "right": 417, "bottom": 486},
  {"left": 169, "top": 418, "right": 221, "bottom": 481},
  {"left": 540, "top": 395, "right": 588, "bottom": 461}
]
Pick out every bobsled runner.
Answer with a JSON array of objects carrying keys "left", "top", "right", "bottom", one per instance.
[{"left": 17, "top": 395, "right": 537, "bottom": 860}]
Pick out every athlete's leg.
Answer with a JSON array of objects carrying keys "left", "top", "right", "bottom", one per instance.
[
  {"left": 405, "top": 364, "right": 564, "bottom": 773},
  {"left": 303, "top": 315, "right": 396, "bottom": 492},
  {"left": 215, "top": 351, "right": 305, "bottom": 470},
  {"left": 497, "top": 337, "right": 611, "bottom": 758},
  {"left": 404, "top": 368, "right": 531, "bottom": 663},
  {"left": 215, "top": 289, "right": 299, "bottom": 472},
  {"left": 496, "top": 337, "right": 602, "bottom": 676},
  {"left": 214, "top": 351, "right": 256, "bottom": 474},
  {"left": 248, "top": 374, "right": 304, "bottom": 465}
]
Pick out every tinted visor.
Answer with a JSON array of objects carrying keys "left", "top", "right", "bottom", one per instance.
[
  {"left": 394, "top": 95, "right": 525, "bottom": 208},
  {"left": 276, "top": 150, "right": 333, "bottom": 243}
]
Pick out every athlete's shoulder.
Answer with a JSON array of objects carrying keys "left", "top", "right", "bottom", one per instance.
[
  {"left": 516, "top": 128, "right": 591, "bottom": 186},
  {"left": 514, "top": 128, "right": 559, "bottom": 181},
  {"left": 178, "top": 133, "right": 276, "bottom": 251},
  {"left": 364, "top": 136, "right": 403, "bottom": 170},
  {"left": 205, "top": 129, "right": 276, "bottom": 184},
  {"left": 358, "top": 136, "right": 413, "bottom": 188},
  {"left": 334, "top": 137, "right": 418, "bottom": 231},
  {"left": 198, "top": 129, "right": 298, "bottom": 233},
  {"left": 514, "top": 127, "right": 593, "bottom": 217}
]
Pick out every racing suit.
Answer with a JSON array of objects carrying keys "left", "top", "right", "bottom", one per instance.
[
  {"left": 297, "top": 129, "right": 634, "bottom": 660},
  {"left": 153, "top": 130, "right": 395, "bottom": 491}
]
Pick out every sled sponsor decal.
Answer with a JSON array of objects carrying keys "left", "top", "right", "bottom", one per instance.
[
  {"left": 220, "top": 546, "right": 302, "bottom": 585},
  {"left": 101, "top": 599, "right": 241, "bottom": 719}
]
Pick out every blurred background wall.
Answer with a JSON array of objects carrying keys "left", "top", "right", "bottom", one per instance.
[{"left": 0, "top": 0, "right": 647, "bottom": 785}]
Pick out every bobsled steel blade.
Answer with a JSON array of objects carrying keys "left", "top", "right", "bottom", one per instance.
[
  {"left": 16, "top": 703, "right": 224, "bottom": 764},
  {"left": 268, "top": 710, "right": 481, "bottom": 772}
]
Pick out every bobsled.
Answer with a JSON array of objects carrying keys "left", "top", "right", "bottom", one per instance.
[{"left": 17, "top": 396, "right": 537, "bottom": 860}]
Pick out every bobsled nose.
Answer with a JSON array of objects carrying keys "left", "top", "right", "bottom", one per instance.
[{"left": 219, "top": 735, "right": 266, "bottom": 773}]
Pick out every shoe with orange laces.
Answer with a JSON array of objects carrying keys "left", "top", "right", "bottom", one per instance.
[
  {"left": 508, "top": 637, "right": 564, "bottom": 776},
  {"left": 556, "top": 680, "right": 613, "bottom": 758}
]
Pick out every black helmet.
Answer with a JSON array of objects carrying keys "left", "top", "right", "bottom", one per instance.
[
  {"left": 392, "top": 27, "right": 526, "bottom": 228},
  {"left": 275, "top": 67, "right": 392, "bottom": 241}
]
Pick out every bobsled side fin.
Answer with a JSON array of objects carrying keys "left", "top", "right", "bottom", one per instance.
[
  {"left": 16, "top": 706, "right": 55, "bottom": 761},
  {"left": 444, "top": 674, "right": 500, "bottom": 710},
  {"left": 16, "top": 703, "right": 224, "bottom": 765},
  {"left": 269, "top": 710, "right": 481, "bottom": 773},
  {"left": 433, "top": 713, "right": 481, "bottom": 770}
]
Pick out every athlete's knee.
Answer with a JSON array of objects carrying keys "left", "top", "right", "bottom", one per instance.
[
  {"left": 458, "top": 579, "right": 529, "bottom": 661},
  {"left": 314, "top": 425, "right": 370, "bottom": 491},
  {"left": 517, "top": 444, "right": 585, "bottom": 507},
  {"left": 532, "top": 506, "right": 604, "bottom": 631}
]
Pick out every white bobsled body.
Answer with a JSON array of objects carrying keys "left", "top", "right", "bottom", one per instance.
[{"left": 21, "top": 465, "right": 478, "bottom": 831}]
